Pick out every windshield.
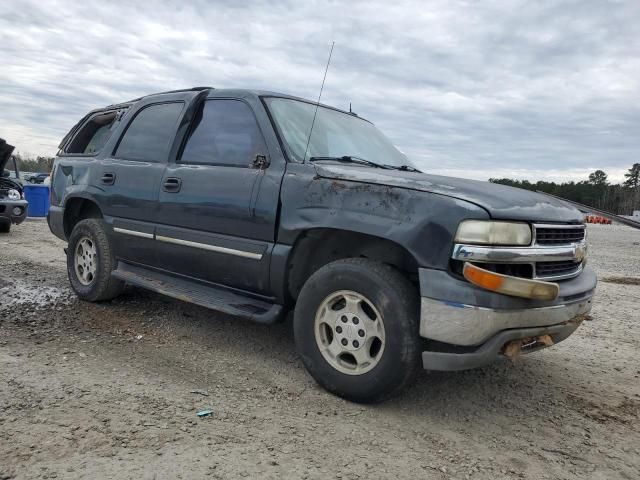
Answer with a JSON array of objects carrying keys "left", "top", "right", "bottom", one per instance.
[{"left": 264, "top": 97, "right": 411, "bottom": 167}]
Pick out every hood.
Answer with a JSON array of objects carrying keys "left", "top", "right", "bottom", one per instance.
[
  {"left": 0, "top": 138, "right": 15, "bottom": 172},
  {"left": 314, "top": 164, "right": 583, "bottom": 223}
]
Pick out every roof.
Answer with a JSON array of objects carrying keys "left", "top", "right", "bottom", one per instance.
[{"left": 109, "top": 87, "right": 369, "bottom": 122}]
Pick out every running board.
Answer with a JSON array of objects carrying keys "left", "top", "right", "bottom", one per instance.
[{"left": 112, "top": 262, "right": 283, "bottom": 324}]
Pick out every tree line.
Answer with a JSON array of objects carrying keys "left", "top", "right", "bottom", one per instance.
[
  {"left": 490, "top": 164, "right": 640, "bottom": 215},
  {"left": 11, "top": 152, "right": 55, "bottom": 174}
]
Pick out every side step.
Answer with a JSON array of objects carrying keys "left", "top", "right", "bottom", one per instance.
[{"left": 112, "top": 262, "right": 284, "bottom": 324}]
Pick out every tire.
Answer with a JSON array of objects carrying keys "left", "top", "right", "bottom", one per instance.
[
  {"left": 294, "top": 258, "right": 421, "bottom": 403},
  {"left": 67, "top": 218, "right": 125, "bottom": 302},
  {"left": 0, "top": 221, "right": 10, "bottom": 233}
]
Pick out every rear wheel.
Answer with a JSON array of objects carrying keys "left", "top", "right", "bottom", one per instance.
[
  {"left": 67, "top": 219, "right": 124, "bottom": 301},
  {"left": 294, "top": 258, "right": 421, "bottom": 403}
]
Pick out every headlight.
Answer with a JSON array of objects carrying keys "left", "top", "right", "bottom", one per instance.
[
  {"left": 455, "top": 220, "right": 532, "bottom": 246},
  {"left": 7, "top": 189, "right": 21, "bottom": 201}
]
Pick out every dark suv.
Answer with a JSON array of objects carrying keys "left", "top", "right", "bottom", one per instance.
[{"left": 48, "top": 88, "right": 596, "bottom": 402}]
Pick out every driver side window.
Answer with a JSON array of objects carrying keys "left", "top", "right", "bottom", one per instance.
[{"left": 180, "top": 100, "right": 267, "bottom": 167}]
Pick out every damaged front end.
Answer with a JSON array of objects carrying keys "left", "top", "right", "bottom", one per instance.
[
  {"left": 0, "top": 138, "right": 29, "bottom": 230},
  {"left": 419, "top": 218, "right": 596, "bottom": 371}
]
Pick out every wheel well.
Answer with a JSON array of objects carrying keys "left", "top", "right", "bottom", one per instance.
[
  {"left": 63, "top": 198, "right": 103, "bottom": 238},
  {"left": 286, "top": 228, "right": 419, "bottom": 300}
]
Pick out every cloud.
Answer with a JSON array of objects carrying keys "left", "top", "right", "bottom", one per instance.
[{"left": 1, "top": 0, "right": 638, "bottom": 182}]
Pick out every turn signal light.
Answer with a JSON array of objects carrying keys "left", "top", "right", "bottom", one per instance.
[{"left": 463, "top": 262, "right": 559, "bottom": 301}]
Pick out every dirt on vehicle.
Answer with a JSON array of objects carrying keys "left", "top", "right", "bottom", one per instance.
[{"left": 1, "top": 220, "right": 639, "bottom": 479}]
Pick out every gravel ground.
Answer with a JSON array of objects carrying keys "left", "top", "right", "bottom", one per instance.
[{"left": 1, "top": 220, "right": 639, "bottom": 480}]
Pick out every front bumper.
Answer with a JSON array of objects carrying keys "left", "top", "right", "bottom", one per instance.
[
  {"left": 0, "top": 199, "right": 28, "bottom": 225},
  {"left": 421, "top": 319, "right": 584, "bottom": 371},
  {"left": 419, "top": 266, "right": 596, "bottom": 370}
]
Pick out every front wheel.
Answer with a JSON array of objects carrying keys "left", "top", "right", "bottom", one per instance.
[
  {"left": 67, "top": 218, "right": 125, "bottom": 302},
  {"left": 294, "top": 258, "right": 421, "bottom": 403}
]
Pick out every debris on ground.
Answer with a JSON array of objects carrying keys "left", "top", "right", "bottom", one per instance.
[
  {"left": 190, "top": 389, "right": 209, "bottom": 396},
  {"left": 601, "top": 276, "right": 640, "bottom": 286}
]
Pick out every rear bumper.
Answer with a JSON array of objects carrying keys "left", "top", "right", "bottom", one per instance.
[
  {"left": 47, "top": 205, "right": 66, "bottom": 240},
  {"left": 0, "top": 199, "right": 28, "bottom": 225},
  {"left": 418, "top": 266, "right": 596, "bottom": 370}
]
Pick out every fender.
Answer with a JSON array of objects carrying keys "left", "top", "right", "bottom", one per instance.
[{"left": 278, "top": 163, "right": 489, "bottom": 271}]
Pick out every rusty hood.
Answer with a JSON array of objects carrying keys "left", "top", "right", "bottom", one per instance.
[{"left": 314, "top": 163, "right": 583, "bottom": 223}]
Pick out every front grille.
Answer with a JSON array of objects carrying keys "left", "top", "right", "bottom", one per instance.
[
  {"left": 535, "top": 260, "right": 582, "bottom": 279},
  {"left": 452, "top": 223, "right": 587, "bottom": 283},
  {"left": 535, "top": 225, "right": 585, "bottom": 245}
]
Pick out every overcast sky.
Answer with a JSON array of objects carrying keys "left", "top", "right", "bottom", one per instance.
[{"left": 1, "top": 0, "right": 638, "bottom": 182}]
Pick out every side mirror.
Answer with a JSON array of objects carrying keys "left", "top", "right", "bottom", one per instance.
[{"left": 1, "top": 169, "right": 9, "bottom": 178}]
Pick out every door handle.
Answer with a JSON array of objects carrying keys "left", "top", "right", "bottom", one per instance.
[
  {"left": 163, "top": 177, "right": 182, "bottom": 193},
  {"left": 101, "top": 172, "right": 115, "bottom": 185}
]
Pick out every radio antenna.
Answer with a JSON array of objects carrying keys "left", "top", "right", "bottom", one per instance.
[{"left": 303, "top": 41, "right": 335, "bottom": 163}]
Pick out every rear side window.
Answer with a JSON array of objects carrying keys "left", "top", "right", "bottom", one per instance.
[
  {"left": 180, "top": 100, "right": 266, "bottom": 167},
  {"left": 66, "top": 111, "right": 118, "bottom": 154},
  {"left": 115, "top": 102, "right": 184, "bottom": 162}
]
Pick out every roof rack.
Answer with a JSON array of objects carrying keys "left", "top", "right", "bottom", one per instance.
[
  {"left": 150, "top": 86, "right": 214, "bottom": 96},
  {"left": 123, "top": 86, "right": 214, "bottom": 105}
]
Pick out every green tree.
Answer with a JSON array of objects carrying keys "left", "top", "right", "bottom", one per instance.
[
  {"left": 624, "top": 163, "right": 640, "bottom": 189},
  {"left": 489, "top": 164, "right": 640, "bottom": 215},
  {"left": 588, "top": 170, "right": 608, "bottom": 186},
  {"left": 12, "top": 152, "right": 55, "bottom": 173}
]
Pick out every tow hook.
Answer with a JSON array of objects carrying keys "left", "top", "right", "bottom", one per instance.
[{"left": 502, "top": 334, "right": 554, "bottom": 360}]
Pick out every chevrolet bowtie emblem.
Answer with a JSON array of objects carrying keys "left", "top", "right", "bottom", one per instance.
[{"left": 574, "top": 244, "right": 586, "bottom": 262}]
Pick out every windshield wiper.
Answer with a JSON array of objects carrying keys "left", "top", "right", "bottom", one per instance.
[
  {"left": 308, "top": 156, "right": 392, "bottom": 169},
  {"left": 385, "top": 164, "right": 422, "bottom": 173}
]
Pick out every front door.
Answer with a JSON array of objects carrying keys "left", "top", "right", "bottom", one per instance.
[{"left": 155, "top": 98, "right": 283, "bottom": 294}]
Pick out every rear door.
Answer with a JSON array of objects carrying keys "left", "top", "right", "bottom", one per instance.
[
  {"left": 98, "top": 96, "right": 191, "bottom": 266},
  {"left": 155, "top": 96, "right": 284, "bottom": 294}
]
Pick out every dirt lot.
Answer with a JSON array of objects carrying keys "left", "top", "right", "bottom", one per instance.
[{"left": 1, "top": 220, "right": 639, "bottom": 479}]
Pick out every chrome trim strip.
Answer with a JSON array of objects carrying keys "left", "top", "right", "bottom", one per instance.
[
  {"left": 155, "top": 235, "right": 263, "bottom": 260},
  {"left": 452, "top": 242, "right": 587, "bottom": 263},
  {"left": 113, "top": 227, "right": 154, "bottom": 239}
]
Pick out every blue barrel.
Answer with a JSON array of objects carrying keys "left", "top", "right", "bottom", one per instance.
[{"left": 23, "top": 184, "right": 50, "bottom": 217}]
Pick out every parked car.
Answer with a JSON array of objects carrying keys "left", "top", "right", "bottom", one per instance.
[
  {"left": 25, "top": 172, "right": 50, "bottom": 184},
  {"left": 48, "top": 87, "right": 596, "bottom": 402},
  {"left": 0, "top": 139, "right": 28, "bottom": 233}
]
